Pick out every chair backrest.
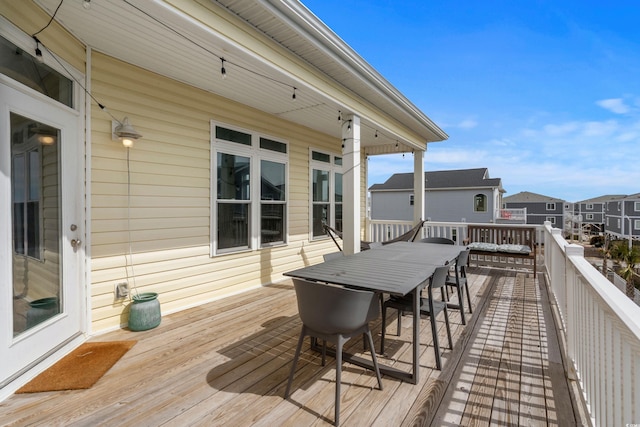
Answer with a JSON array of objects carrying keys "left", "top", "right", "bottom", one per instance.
[
  {"left": 456, "top": 249, "right": 470, "bottom": 266},
  {"left": 419, "top": 237, "right": 455, "bottom": 245},
  {"left": 429, "top": 266, "right": 450, "bottom": 290},
  {"left": 292, "top": 279, "right": 379, "bottom": 334}
]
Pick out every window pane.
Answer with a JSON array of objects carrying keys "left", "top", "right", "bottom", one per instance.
[
  {"left": 334, "top": 173, "right": 342, "bottom": 203},
  {"left": 474, "top": 194, "right": 486, "bottom": 212},
  {"left": 27, "top": 201, "right": 40, "bottom": 258},
  {"left": 216, "top": 126, "right": 251, "bottom": 146},
  {"left": 312, "top": 204, "right": 330, "bottom": 237},
  {"left": 217, "top": 153, "right": 250, "bottom": 200},
  {"left": 29, "top": 151, "right": 40, "bottom": 200},
  {"left": 312, "top": 151, "right": 330, "bottom": 163},
  {"left": 261, "top": 160, "right": 285, "bottom": 201},
  {"left": 312, "top": 169, "right": 329, "bottom": 202},
  {"left": 1, "top": 35, "right": 73, "bottom": 107},
  {"left": 260, "top": 137, "right": 286, "bottom": 153},
  {"left": 261, "top": 204, "right": 285, "bottom": 244},
  {"left": 334, "top": 156, "right": 342, "bottom": 166},
  {"left": 335, "top": 203, "right": 343, "bottom": 233},
  {"left": 13, "top": 203, "right": 24, "bottom": 254},
  {"left": 217, "top": 203, "right": 249, "bottom": 250}
]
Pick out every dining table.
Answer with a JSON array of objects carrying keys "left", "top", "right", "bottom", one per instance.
[{"left": 284, "top": 241, "right": 462, "bottom": 384}]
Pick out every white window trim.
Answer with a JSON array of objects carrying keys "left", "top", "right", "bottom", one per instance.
[
  {"left": 210, "top": 121, "right": 288, "bottom": 256},
  {"left": 546, "top": 216, "right": 556, "bottom": 224},
  {"left": 635, "top": 201, "right": 640, "bottom": 212},
  {"left": 634, "top": 219, "right": 640, "bottom": 230},
  {"left": 586, "top": 213, "right": 594, "bottom": 220},
  {"left": 473, "top": 194, "right": 487, "bottom": 213},
  {"left": 546, "top": 203, "right": 556, "bottom": 211},
  {"left": 309, "top": 148, "right": 343, "bottom": 241}
]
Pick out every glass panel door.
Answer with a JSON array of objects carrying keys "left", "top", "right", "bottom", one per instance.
[
  {"left": 1, "top": 80, "right": 82, "bottom": 390},
  {"left": 11, "top": 113, "right": 61, "bottom": 335}
]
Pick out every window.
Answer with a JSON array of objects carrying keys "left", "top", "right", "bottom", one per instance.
[
  {"left": 617, "top": 219, "right": 621, "bottom": 228},
  {"left": 474, "top": 194, "right": 487, "bottom": 212},
  {"left": 635, "top": 202, "right": 640, "bottom": 212},
  {"left": 635, "top": 220, "right": 640, "bottom": 230},
  {"left": 586, "top": 204, "right": 594, "bottom": 210},
  {"left": 586, "top": 214, "right": 594, "bottom": 220},
  {"left": 546, "top": 203, "right": 556, "bottom": 211},
  {"left": 409, "top": 194, "right": 414, "bottom": 206},
  {"left": 212, "top": 124, "right": 287, "bottom": 254},
  {"left": 546, "top": 216, "right": 556, "bottom": 224},
  {"left": 310, "top": 150, "right": 343, "bottom": 239}
]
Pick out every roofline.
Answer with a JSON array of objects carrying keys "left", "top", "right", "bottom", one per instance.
[{"left": 260, "top": 0, "right": 448, "bottom": 142}]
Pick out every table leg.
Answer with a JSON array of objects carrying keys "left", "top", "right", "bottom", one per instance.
[{"left": 412, "top": 286, "right": 420, "bottom": 384}]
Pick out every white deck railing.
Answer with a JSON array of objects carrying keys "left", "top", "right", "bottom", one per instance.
[
  {"left": 367, "top": 219, "right": 640, "bottom": 425},
  {"left": 543, "top": 222, "right": 640, "bottom": 426}
]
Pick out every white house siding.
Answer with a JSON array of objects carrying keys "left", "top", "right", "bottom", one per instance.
[{"left": 88, "top": 52, "right": 353, "bottom": 332}]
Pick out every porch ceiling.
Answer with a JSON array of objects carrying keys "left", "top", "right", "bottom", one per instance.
[{"left": 33, "top": 0, "right": 447, "bottom": 153}]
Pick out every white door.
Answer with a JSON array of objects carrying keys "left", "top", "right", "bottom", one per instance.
[{"left": 0, "top": 80, "right": 84, "bottom": 388}]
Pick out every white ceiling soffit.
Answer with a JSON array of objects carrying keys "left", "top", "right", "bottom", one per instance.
[{"left": 33, "top": 0, "right": 447, "bottom": 150}]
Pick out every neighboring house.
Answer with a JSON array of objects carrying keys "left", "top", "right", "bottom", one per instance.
[
  {"left": 503, "top": 191, "right": 566, "bottom": 228},
  {"left": 605, "top": 193, "right": 640, "bottom": 242},
  {"left": 0, "top": 1, "right": 447, "bottom": 398},
  {"left": 369, "top": 168, "right": 505, "bottom": 223},
  {"left": 574, "top": 195, "right": 625, "bottom": 235}
]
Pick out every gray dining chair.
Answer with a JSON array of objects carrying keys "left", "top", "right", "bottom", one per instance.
[
  {"left": 285, "top": 278, "right": 383, "bottom": 426},
  {"left": 445, "top": 249, "right": 472, "bottom": 325},
  {"left": 419, "top": 237, "right": 455, "bottom": 245},
  {"left": 379, "top": 265, "right": 452, "bottom": 370}
]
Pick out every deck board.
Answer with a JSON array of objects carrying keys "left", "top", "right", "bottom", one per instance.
[{"left": 0, "top": 268, "right": 581, "bottom": 426}]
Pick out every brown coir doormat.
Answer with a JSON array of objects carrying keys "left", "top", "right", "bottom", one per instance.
[{"left": 17, "top": 341, "right": 137, "bottom": 393}]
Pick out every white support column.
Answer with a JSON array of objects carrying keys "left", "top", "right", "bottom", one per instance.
[
  {"left": 343, "top": 115, "right": 361, "bottom": 255},
  {"left": 413, "top": 149, "right": 425, "bottom": 223}
]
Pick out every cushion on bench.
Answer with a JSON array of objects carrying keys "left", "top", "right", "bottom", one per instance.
[
  {"left": 467, "top": 242, "right": 498, "bottom": 252},
  {"left": 497, "top": 244, "right": 532, "bottom": 255}
]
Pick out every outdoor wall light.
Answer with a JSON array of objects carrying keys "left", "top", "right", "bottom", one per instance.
[{"left": 112, "top": 117, "right": 142, "bottom": 147}]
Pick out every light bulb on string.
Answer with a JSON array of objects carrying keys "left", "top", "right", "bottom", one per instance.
[
  {"left": 292, "top": 87, "right": 297, "bottom": 101},
  {"left": 220, "top": 58, "right": 227, "bottom": 79}
]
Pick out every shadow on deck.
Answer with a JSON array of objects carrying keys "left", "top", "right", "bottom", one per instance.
[{"left": 0, "top": 267, "right": 582, "bottom": 426}]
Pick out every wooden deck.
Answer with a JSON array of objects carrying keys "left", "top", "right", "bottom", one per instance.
[{"left": 0, "top": 267, "right": 583, "bottom": 426}]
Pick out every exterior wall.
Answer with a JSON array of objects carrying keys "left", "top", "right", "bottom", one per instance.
[
  {"left": 89, "top": 52, "right": 351, "bottom": 332},
  {"left": 605, "top": 200, "right": 623, "bottom": 235},
  {"left": 370, "top": 188, "right": 497, "bottom": 223},
  {"left": 504, "top": 201, "right": 564, "bottom": 226},
  {"left": 426, "top": 189, "right": 495, "bottom": 223},
  {"left": 370, "top": 191, "right": 413, "bottom": 220}
]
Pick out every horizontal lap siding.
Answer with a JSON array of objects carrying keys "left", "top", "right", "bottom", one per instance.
[{"left": 89, "top": 53, "right": 343, "bottom": 332}]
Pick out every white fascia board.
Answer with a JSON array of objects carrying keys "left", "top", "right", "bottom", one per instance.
[{"left": 259, "top": 0, "right": 448, "bottom": 142}]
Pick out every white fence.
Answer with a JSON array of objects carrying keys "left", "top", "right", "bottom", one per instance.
[{"left": 543, "top": 223, "right": 640, "bottom": 426}]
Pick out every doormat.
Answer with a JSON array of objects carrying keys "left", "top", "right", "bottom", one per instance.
[{"left": 16, "top": 341, "right": 137, "bottom": 393}]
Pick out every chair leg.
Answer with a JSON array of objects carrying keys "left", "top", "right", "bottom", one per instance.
[
  {"left": 396, "top": 309, "right": 402, "bottom": 335},
  {"left": 322, "top": 340, "right": 327, "bottom": 366},
  {"left": 285, "top": 327, "right": 306, "bottom": 398},
  {"left": 430, "top": 314, "right": 442, "bottom": 370},
  {"left": 465, "top": 280, "right": 473, "bottom": 313},
  {"left": 458, "top": 284, "right": 467, "bottom": 325},
  {"left": 443, "top": 308, "right": 453, "bottom": 349},
  {"left": 365, "top": 330, "right": 383, "bottom": 390},
  {"left": 380, "top": 305, "right": 386, "bottom": 354}
]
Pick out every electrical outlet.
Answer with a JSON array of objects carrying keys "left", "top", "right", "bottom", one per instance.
[{"left": 115, "top": 282, "right": 129, "bottom": 299}]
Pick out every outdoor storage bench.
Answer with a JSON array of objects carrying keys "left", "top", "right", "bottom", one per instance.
[{"left": 465, "top": 225, "right": 537, "bottom": 277}]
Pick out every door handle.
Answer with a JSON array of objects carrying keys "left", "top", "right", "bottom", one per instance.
[{"left": 71, "top": 239, "right": 81, "bottom": 248}]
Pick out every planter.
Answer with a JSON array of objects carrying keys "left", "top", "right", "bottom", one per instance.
[
  {"left": 26, "top": 297, "right": 59, "bottom": 328},
  {"left": 128, "top": 292, "right": 161, "bottom": 331}
]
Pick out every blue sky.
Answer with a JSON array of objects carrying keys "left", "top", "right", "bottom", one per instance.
[{"left": 302, "top": 0, "right": 640, "bottom": 202}]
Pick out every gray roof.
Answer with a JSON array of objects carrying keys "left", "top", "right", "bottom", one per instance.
[
  {"left": 503, "top": 191, "right": 564, "bottom": 203},
  {"left": 576, "top": 194, "right": 627, "bottom": 204},
  {"left": 369, "top": 168, "right": 503, "bottom": 191}
]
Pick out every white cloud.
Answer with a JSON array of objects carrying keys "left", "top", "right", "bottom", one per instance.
[
  {"left": 458, "top": 119, "right": 478, "bottom": 129},
  {"left": 596, "top": 98, "right": 629, "bottom": 114}
]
